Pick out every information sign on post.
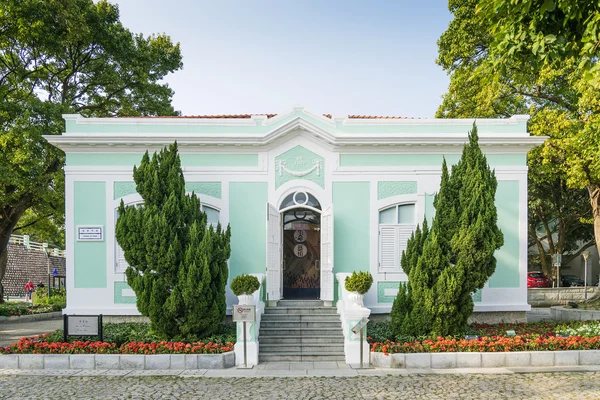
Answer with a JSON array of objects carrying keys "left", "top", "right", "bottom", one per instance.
[
  {"left": 63, "top": 315, "right": 103, "bottom": 342},
  {"left": 232, "top": 305, "right": 256, "bottom": 322},
  {"left": 232, "top": 305, "right": 255, "bottom": 369},
  {"left": 351, "top": 317, "right": 370, "bottom": 368}
]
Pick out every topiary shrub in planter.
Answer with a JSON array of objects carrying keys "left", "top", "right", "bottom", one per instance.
[
  {"left": 231, "top": 274, "right": 260, "bottom": 305},
  {"left": 345, "top": 271, "right": 373, "bottom": 307}
]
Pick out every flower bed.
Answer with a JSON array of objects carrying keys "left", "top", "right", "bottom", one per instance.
[
  {"left": 1, "top": 334, "right": 234, "bottom": 355},
  {"left": 371, "top": 335, "right": 600, "bottom": 355},
  {"left": 0, "top": 303, "right": 62, "bottom": 317}
]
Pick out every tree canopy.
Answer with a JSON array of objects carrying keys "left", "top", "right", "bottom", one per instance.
[
  {"left": 0, "top": 0, "right": 183, "bottom": 299},
  {"left": 436, "top": 0, "right": 599, "bottom": 268}
]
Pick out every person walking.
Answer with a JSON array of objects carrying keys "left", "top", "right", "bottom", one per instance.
[{"left": 24, "top": 280, "right": 35, "bottom": 302}]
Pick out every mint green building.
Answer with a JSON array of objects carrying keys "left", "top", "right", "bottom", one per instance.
[{"left": 46, "top": 106, "right": 544, "bottom": 321}]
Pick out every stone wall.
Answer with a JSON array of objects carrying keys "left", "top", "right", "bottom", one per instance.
[
  {"left": 528, "top": 287, "right": 600, "bottom": 307},
  {"left": 2, "top": 244, "right": 66, "bottom": 297}
]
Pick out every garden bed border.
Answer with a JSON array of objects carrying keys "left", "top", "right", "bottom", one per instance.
[
  {"left": 371, "top": 350, "right": 600, "bottom": 369},
  {"left": 0, "top": 352, "right": 234, "bottom": 370},
  {"left": 550, "top": 306, "right": 600, "bottom": 321},
  {"left": 0, "top": 311, "right": 62, "bottom": 324}
]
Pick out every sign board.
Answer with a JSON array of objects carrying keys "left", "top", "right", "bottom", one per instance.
[
  {"left": 64, "top": 315, "right": 103, "bottom": 342},
  {"left": 293, "top": 244, "right": 307, "bottom": 258},
  {"left": 293, "top": 230, "right": 307, "bottom": 242},
  {"left": 232, "top": 305, "right": 256, "bottom": 322},
  {"left": 351, "top": 317, "right": 369, "bottom": 334},
  {"left": 77, "top": 226, "right": 104, "bottom": 241},
  {"left": 553, "top": 253, "right": 562, "bottom": 266}
]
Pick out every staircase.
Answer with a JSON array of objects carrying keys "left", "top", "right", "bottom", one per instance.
[{"left": 259, "top": 300, "right": 345, "bottom": 362}]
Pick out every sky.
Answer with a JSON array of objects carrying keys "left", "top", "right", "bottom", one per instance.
[{"left": 110, "top": 1, "right": 453, "bottom": 118}]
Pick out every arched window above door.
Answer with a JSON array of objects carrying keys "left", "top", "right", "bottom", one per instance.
[{"left": 280, "top": 191, "right": 321, "bottom": 210}]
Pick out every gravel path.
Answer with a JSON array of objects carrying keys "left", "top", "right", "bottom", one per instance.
[{"left": 1, "top": 372, "right": 599, "bottom": 399}]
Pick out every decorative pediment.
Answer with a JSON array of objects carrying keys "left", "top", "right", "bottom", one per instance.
[{"left": 275, "top": 146, "right": 324, "bottom": 189}]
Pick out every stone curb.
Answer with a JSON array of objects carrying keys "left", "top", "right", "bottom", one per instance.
[
  {"left": 550, "top": 306, "right": 600, "bottom": 321},
  {"left": 371, "top": 350, "right": 600, "bottom": 369},
  {"left": 0, "top": 311, "right": 62, "bottom": 324},
  {"left": 0, "top": 352, "right": 235, "bottom": 370}
]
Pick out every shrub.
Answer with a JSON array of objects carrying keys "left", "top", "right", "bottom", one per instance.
[
  {"left": 230, "top": 274, "right": 260, "bottom": 296},
  {"left": 345, "top": 271, "right": 373, "bottom": 294},
  {"left": 116, "top": 143, "right": 231, "bottom": 340}
]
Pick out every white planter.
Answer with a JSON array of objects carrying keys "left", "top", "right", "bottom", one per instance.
[
  {"left": 237, "top": 294, "right": 254, "bottom": 305},
  {"left": 348, "top": 291, "right": 364, "bottom": 307}
]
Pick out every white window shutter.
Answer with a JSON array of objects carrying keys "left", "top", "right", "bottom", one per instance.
[
  {"left": 115, "top": 243, "right": 129, "bottom": 273},
  {"left": 266, "top": 203, "right": 281, "bottom": 302},
  {"left": 320, "top": 204, "right": 334, "bottom": 302},
  {"left": 397, "top": 225, "right": 415, "bottom": 273},
  {"left": 379, "top": 226, "right": 399, "bottom": 273}
]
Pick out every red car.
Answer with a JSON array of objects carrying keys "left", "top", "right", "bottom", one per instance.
[{"left": 528, "top": 271, "right": 550, "bottom": 288}]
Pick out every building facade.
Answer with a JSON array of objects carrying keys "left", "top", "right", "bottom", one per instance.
[{"left": 46, "top": 107, "right": 544, "bottom": 319}]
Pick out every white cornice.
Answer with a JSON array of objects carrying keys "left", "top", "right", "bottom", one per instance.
[
  {"left": 50, "top": 112, "right": 545, "bottom": 152},
  {"left": 341, "top": 114, "right": 530, "bottom": 126}
]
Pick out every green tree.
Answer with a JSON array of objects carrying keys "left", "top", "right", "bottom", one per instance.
[
  {"left": 116, "top": 143, "right": 231, "bottom": 339},
  {"left": 478, "top": 1, "right": 600, "bottom": 86},
  {"left": 0, "top": 0, "right": 182, "bottom": 300},
  {"left": 436, "top": 0, "right": 597, "bottom": 273},
  {"left": 393, "top": 126, "right": 503, "bottom": 337}
]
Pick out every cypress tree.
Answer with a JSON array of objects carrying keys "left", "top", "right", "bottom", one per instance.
[
  {"left": 115, "top": 142, "right": 231, "bottom": 339},
  {"left": 392, "top": 124, "right": 503, "bottom": 337}
]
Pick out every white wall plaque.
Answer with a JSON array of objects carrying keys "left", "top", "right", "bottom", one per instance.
[
  {"left": 67, "top": 316, "right": 99, "bottom": 335},
  {"left": 77, "top": 226, "right": 104, "bottom": 241}
]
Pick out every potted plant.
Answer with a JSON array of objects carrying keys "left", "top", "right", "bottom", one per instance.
[
  {"left": 230, "top": 274, "right": 260, "bottom": 305},
  {"left": 345, "top": 271, "right": 373, "bottom": 307}
]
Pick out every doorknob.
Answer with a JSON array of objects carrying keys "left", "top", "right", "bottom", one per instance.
[{"left": 315, "top": 260, "right": 319, "bottom": 270}]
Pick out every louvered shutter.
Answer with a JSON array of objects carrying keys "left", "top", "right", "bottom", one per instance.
[
  {"left": 320, "top": 204, "right": 334, "bottom": 302},
  {"left": 397, "top": 225, "right": 415, "bottom": 273},
  {"left": 115, "top": 243, "right": 129, "bottom": 273},
  {"left": 266, "top": 203, "right": 281, "bottom": 301},
  {"left": 379, "top": 226, "right": 398, "bottom": 273}
]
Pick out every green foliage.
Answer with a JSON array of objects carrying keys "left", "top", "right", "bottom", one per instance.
[
  {"left": 0, "top": 0, "right": 182, "bottom": 301},
  {"left": 0, "top": 301, "right": 61, "bottom": 317},
  {"left": 43, "top": 321, "right": 236, "bottom": 345},
  {"left": 116, "top": 143, "right": 231, "bottom": 340},
  {"left": 477, "top": 1, "right": 600, "bottom": 86},
  {"left": 344, "top": 271, "right": 373, "bottom": 294},
  {"left": 230, "top": 274, "right": 260, "bottom": 296},
  {"left": 32, "top": 287, "right": 66, "bottom": 307},
  {"left": 392, "top": 125, "right": 503, "bottom": 337},
  {"left": 437, "top": 0, "right": 600, "bottom": 266}
]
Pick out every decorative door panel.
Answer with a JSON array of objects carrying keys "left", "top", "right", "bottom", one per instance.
[
  {"left": 320, "top": 204, "right": 334, "bottom": 301},
  {"left": 266, "top": 203, "right": 282, "bottom": 301}
]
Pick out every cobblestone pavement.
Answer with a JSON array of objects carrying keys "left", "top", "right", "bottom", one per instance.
[{"left": 1, "top": 372, "right": 600, "bottom": 399}]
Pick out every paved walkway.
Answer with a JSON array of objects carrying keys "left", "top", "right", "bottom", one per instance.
[
  {"left": 0, "top": 318, "right": 61, "bottom": 347},
  {"left": 0, "top": 367, "right": 599, "bottom": 399}
]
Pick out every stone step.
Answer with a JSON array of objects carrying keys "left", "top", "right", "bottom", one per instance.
[
  {"left": 259, "top": 327, "right": 344, "bottom": 336},
  {"left": 261, "top": 314, "right": 340, "bottom": 322},
  {"left": 264, "top": 307, "right": 338, "bottom": 315},
  {"left": 259, "top": 336, "right": 344, "bottom": 345},
  {"left": 260, "top": 343, "right": 344, "bottom": 353},
  {"left": 277, "top": 300, "right": 324, "bottom": 307},
  {"left": 259, "top": 353, "right": 345, "bottom": 362},
  {"left": 260, "top": 320, "right": 341, "bottom": 329}
]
